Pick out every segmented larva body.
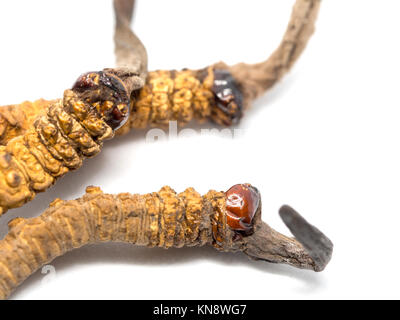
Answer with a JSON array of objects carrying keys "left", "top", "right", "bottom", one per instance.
[
  {"left": 0, "top": 71, "right": 130, "bottom": 215},
  {"left": 0, "top": 68, "right": 244, "bottom": 143},
  {"left": 0, "top": 99, "right": 54, "bottom": 145},
  {"left": 120, "top": 67, "right": 243, "bottom": 132},
  {"left": 120, "top": 68, "right": 215, "bottom": 131},
  {"left": 0, "top": 185, "right": 239, "bottom": 299}
]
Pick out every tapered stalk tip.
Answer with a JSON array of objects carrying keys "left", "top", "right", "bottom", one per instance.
[
  {"left": 279, "top": 205, "right": 333, "bottom": 272},
  {"left": 242, "top": 205, "right": 333, "bottom": 272}
]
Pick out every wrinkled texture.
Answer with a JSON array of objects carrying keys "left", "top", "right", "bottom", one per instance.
[
  {"left": 0, "top": 67, "right": 243, "bottom": 214},
  {"left": 122, "top": 67, "right": 243, "bottom": 130},
  {"left": 0, "top": 68, "right": 244, "bottom": 141},
  {"left": 0, "top": 0, "right": 321, "bottom": 141},
  {"left": 0, "top": 99, "right": 54, "bottom": 145},
  {"left": 0, "top": 0, "right": 148, "bottom": 215},
  {"left": 226, "top": 184, "right": 260, "bottom": 233},
  {"left": 112, "top": 0, "right": 147, "bottom": 93},
  {"left": 0, "top": 184, "right": 333, "bottom": 299},
  {"left": 72, "top": 71, "right": 130, "bottom": 130},
  {"left": 0, "top": 89, "right": 114, "bottom": 215},
  {"left": 0, "top": 185, "right": 235, "bottom": 299},
  {"left": 224, "top": 0, "right": 321, "bottom": 107},
  {"left": 0, "top": 0, "right": 322, "bottom": 216}
]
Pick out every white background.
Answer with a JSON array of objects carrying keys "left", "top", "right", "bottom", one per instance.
[{"left": 0, "top": 0, "right": 398, "bottom": 300}]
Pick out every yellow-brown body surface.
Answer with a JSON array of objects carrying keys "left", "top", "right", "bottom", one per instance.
[
  {"left": 0, "top": 185, "right": 236, "bottom": 299},
  {"left": 0, "top": 99, "right": 54, "bottom": 145},
  {"left": 0, "top": 67, "right": 242, "bottom": 143},
  {"left": 0, "top": 90, "right": 114, "bottom": 215},
  {"left": 121, "top": 68, "right": 216, "bottom": 132}
]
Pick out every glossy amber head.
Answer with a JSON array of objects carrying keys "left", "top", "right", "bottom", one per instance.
[
  {"left": 225, "top": 183, "right": 260, "bottom": 234},
  {"left": 72, "top": 71, "right": 130, "bottom": 130},
  {"left": 211, "top": 69, "right": 243, "bottom": 126}
]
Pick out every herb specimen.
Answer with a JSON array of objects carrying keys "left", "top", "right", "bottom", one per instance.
[
  {"left": 0, "top": 184, "right": 332, "bottom": 299},
  {"left": 0, "top": 0, "right": 333, "bottom": 299}
]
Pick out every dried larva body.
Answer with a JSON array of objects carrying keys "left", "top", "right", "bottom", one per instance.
[
  {"left": 125, "top": 67, "right": 243, "bottom": 129},
  {"left": 0, "top": 99, "right": 54, "bottom": 145},
  {"left": 0, "top": 85, "right": 123, "bottom": 215},
  {"left": 0, "top": 68, "right": 244, "bottom": 142},
  {"left": 0, "top": 186, "right": 236, "bottom": 299},
  {"left": 5, "top": 136, "right": 54, "bottom": 191},
  {"left": 0, "top": 68, "right": 243, "bottom": 215},
  {"left": 128, "top": 68, "right": 214, "bottom": 128}
]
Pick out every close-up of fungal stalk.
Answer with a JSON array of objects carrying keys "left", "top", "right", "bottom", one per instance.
[{"left": 0, "top": 183, "right": 332, "bottom": 299}]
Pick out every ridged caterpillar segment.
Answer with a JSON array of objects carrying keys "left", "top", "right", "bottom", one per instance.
[
  {"left": 0, "top": 71, "right": 131, "bottom": 215},
  {"left": 122, "top": 67, "right": 243, "bottom": 131},
  {"left": 0, "top": 99, "right": 54, "bottom": 145},
  {"left": 0, "top": 68, "right": 244, "bottom": 142},
  {"left": 0, "top": 185, "right": 242, "bottom": 299},
  {"left": 0, "top": 2, "right": 333, "bottom": 298},
  {"left": 0, "top": 183, "right": 334, "bottom": 299}
]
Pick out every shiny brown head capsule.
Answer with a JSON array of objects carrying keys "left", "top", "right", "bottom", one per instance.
[
  {"left": 225, "top": 183, "right": 260, "bottom": 234},
  {"left": 72, "top": 71, "right": 130, "bottom": 130},
  {"left": 211, "top": 69, "right": 243, "bottom": 126}
]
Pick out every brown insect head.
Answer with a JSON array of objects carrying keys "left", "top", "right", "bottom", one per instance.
[
  {"left": 72, "top": 71, "right": 130, "bottom": 130},
  {"left": 211, "top": 69, "right": 243, "bottom": 126},
  {"left": 225, "top": 183, "right": 260, "bottom": 235}
]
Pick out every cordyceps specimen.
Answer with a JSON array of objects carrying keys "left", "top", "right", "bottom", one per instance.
[
  {"left": 0, "top": 183, "right": 333, "bottom": 299},
  {"left": 2, "top": 0, "right": 320, "bottom": 134},
  {"left": 0, "top": 0, "right": 321, "bottom": 215}
]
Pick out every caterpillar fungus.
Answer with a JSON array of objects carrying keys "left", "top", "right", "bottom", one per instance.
[
  {"left": 0, "top": 0, "right": 321, "bottom": 139},
  {"left": 0, "top": 183, "right": 333, "bottom": 299},
  {"left": 0, "top": 0, "right": 321, "bottom": 213}
]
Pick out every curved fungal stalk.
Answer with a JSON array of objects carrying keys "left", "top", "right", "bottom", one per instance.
[
  {"left": 110, "top": 0, "right": 148, "bottom": 93},
  {"left": 0, "top": 183, "right": 333, "bottom": 299},
  {"left": 223, "top": 0, "right": 322, "bottom": 107},
  {"left": 1, "top": 68, "right": 245, "bottom": 140}
]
